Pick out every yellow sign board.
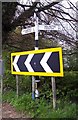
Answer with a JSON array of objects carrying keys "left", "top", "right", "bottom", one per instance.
[{"left": 11, "top": 47, "right": 63, "bottom": 77}]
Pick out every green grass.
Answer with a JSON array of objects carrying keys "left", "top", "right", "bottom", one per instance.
[{"left": 3, "top": 90, "right": 77, "bottom": 119}]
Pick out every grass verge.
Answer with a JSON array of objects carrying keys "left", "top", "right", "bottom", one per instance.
[{"left": 3, "top": 90, "right": 77, "bottom": 119}]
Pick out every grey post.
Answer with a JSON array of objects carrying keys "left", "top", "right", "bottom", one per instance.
[
  {"left": 16, "top": 75, "right": 19, "bottom": 98},
  {"left": 51, "top": 77, "right": 56, "bottom": 109}
]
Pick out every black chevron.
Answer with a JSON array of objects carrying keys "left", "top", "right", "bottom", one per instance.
[
  {"left": 30, "top": 53, "right": 45, "bottom": 72},
  {"left": 47, "top": 52, "right": 60, "bottom": 72},
  {"left": 17, "top": 55, "right": 28, "bottom": 72}
]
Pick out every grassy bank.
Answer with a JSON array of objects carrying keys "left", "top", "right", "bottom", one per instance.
[{"left": 3, "top": 90, "right": 77, "bottom": 119}]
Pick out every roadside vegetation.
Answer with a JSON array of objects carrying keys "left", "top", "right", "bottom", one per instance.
[
  {"left": 3, "top": 90, "right": 77, "bottom": 118},
  {"left": 3, "top": 50, "right": 78, "bottom": 119}
]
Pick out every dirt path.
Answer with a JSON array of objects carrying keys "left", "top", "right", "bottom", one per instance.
[{"left": 2, "top": 102, "right": 29, "bottom": 118}]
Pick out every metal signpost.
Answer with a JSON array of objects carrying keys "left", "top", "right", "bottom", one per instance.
[
  {"left": 34, "top": 11, "right": 39, "bottom": 99},
  {"left": 11, "top": 5, "right": 64, "bottom": 109},
  {"left": 21, "top": 11, "right": 40, "bottom": 99}
]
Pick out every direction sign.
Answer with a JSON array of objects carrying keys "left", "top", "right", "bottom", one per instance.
[
  {"left": 11, "top": 47, "right": 63, "bottom": 77},
  {"left": 21, "top": 25, "right": 58, "bottom": 35},
  {"left": 21, "top": 27, "right": 35, "bottom": 35},
  {"left": 39, "top": 25, "right": 58, "bottom": 31}
]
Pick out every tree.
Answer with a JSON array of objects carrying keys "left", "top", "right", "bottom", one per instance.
[
  {"left": 2, "top": 0, "right": 78, "bottom": 44},
  {"left": 2, "top": 2, "right": 17, "bottom": 44},
  {"left": 2, "top": 0, "right": 78, "bottom": 70}
]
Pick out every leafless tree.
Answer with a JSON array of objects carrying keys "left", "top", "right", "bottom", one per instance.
[
  {"left": 11, "top": 0, "right": 78, "bottom": 48},
  {"left": 3, "top": 0, "right": 78, "bottom": 56}
]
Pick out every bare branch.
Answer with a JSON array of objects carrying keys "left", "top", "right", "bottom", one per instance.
[{"left": 38, "top": 0, "right": 63, "bottom": 12}]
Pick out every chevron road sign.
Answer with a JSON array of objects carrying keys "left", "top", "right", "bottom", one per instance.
[{"left": 11, "top": 47, "right": 63, "bottom": 77}]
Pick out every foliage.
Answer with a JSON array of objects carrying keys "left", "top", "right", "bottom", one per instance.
[
  {"left": 56, "top": 71, "right": 78, "bottom": 102},
  {"left": 3, "top": 50, "right": 15, "bottom": 90},
  {"left": 2, "top": 2, "right": 17, "bottom": 44},
  {"left": 64, "top": 48, "right": 78, "bottom": 71},
  {"left": 38, "top": 72, "right": 78, "bottom": 104},
  {"left": 3, "top": 91, "right": 77, "bottom": 118},
  {"left": 18, "top": 76, "right": 32, "bottom": 94}
]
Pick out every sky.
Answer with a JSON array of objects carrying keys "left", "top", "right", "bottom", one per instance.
[
  {"left": 70, "top": 0, "right": 78, "bottom": 3},
  {"left": 18, "top": 0, "right": 78, "bottom": 13},
  {"left": 20, "top": 0, "right": 78, "bottom": 4}
]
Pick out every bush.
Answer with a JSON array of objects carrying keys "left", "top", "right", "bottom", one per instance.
[
  {"left": 56, "top": 71, "right": 78, "bottom": 102},
  {"left": 18, "top": 76, "right": 32, "bottom": 93}
]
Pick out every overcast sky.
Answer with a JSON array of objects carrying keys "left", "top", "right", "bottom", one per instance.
[
  {"left": 20, "top": 0, "right": 78, "bottom": 4},
  {"left": 17, "top": 0, "right": 78, "bottom": 16}
]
